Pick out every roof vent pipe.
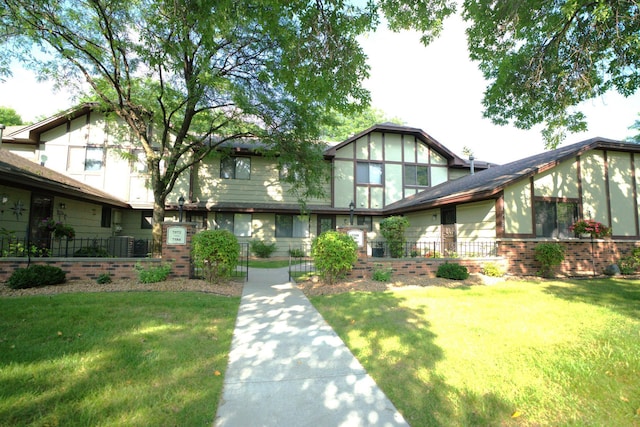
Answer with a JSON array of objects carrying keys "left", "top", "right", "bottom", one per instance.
[
  {"left": 469, "top": 155, "right": 475, "bottom": 175},
  {"left": 0, "top": 124, "right": 5, "bottom": 149}
]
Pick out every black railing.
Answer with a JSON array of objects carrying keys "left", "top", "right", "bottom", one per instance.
[
  {"left": 0, "top": 236, "right": 152, "bottom": 258},
  {"left": 288, "top": 244, "right": 315, "bottom": 281},
  {"left": 370, "top": 240, "right": 498, "bottom": 258},
  {"left": 191, "top": 242, "right": 250, "bottom": 281}
]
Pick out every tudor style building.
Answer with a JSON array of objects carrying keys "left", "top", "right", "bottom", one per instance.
[{"left": 2, "top": 103, "right": 640, "bottom": 275}]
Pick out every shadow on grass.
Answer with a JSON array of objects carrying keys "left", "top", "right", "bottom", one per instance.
[
  {"left": 0, "top": 292, "right": 239, "bottom": 426},
  {"left": 311, "top": 291, "right": 514, "bottom": 426},
  {"left": 544, "top": 277, "right": 640, "bottom": 319}
]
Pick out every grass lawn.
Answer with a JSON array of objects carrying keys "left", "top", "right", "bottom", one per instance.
[
  {"left": 248, "top": 259, "right": 304, "bottom": 268},
  {"left": 311, "top": 278, "right": 640, "bottom": 426},
  {"left": 0, "top": 292, "right": 240, "bottom": 426}
]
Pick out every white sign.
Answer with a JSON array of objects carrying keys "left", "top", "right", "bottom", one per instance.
[
  {"left": 166, "top": 226, "right": 187, "bottom": 245},
  {"left": 347, "top": 229, "right": 364, "bottom": 248}
]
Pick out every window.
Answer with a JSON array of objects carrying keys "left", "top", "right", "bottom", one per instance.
[
  {"left": 215, "top": 213, "right": 252, "bottom": 236},
  {"left": 141, "top": 210, "right": 153, "bottom": 229},
  {"left": 404, "top": 165, "right": 429, "bottom": 186},
  {"left": 85, "top": 147, "right": 104, "bottom": 171},
  {"left": 535, "top": 200, "right": 578, "bottom": 238},
  {"left": 220, "top": 157, "right": 251, "bottom": 180},
  {"left": 101, "top": 206, "right": 112, "bottom": 228},
  {"left": 357, "top": 215, "right": 373, "bottom": 231},
  {"left": 131, "top": 150, "right": 147, "bottom": 173},
  {"left": 356, "top": 162, "right": 382, "bottom": 185},
  {"left": 275, "top": 214, "right": 309, "bottom": 238}
]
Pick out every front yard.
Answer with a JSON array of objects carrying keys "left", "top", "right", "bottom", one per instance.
[{"left": 310, "top": 278, "right": 640, "bottom": 426}]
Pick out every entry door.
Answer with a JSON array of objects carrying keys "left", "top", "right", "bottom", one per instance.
[
  {"left": 441, "top": 207, "right": 457, "bottom": 256},
  {"left": 30, "top": 194, "right": 53, "bottom": 248},
  {"left": 317, "top": 215, "right": 335, "bottom": 236}
]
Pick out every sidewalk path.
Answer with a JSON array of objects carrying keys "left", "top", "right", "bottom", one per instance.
[{"left": 214, "top": 267, "right": 408, "bottom": 427}]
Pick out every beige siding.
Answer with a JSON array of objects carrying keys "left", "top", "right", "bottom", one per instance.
[
  {"left": 0, "top": 186, "right": 30, "bottom": 234},
  {"left": 355, "top": 136, "right": 368, "bottom": 160},
  {"left": 456, "top": 200, "right": 496, "bottom": 240},
  {"left": 335, "top": 144, "right": 353, "bottom": 159},
  {"left": 449, "top": 169, "right": 468, "bottom": 180},
  {"left": 356, "top": 186, "right": 368, "bottom": 208},
  {"left": 404, "top": 210, "right": 441, "bottom": 242},
  {"left": 534, "top": 157, "right": 578, "bottom": 198},
  {"left": 417, "top": 142, "right": 429, "bottom": 163},
  {"left": 334, "top": 160, "right": 354, "bottom": 208},
  {"left": 370, "top": 133, "right": 383, "bottom": 161},
  {"left": 504, "top": 179, "right": 532, "bottom": 234},
  {"left": 384, "top": 163, "right": 403, "bottom": 205},
  {"left": 384, "top": 133, "right": 402, "bottom": 161},
  {"left": 431, "top": 166, "right": 448, "bottom": 186},
  {"left": 608, "top": 151, "right": 635, "bottom": 235},
  {"left": 193, "top": 156, "right": 329, "bottom": 205},
  {"left": 581, "top": 150, "right": 608, "bottom": 223},
  {"left": 370, "top": 187, "right": 383, "bottom": 209}
]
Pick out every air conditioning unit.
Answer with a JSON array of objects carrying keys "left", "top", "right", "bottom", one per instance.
[{"left": 108, "top": 236, "right": 134, "bottom": 257}]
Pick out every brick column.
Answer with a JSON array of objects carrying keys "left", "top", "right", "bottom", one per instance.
[
  {"left": 337, "top": 226, "right": 368, "bottom": 258},
  {"left": 161, "top": 222, "right": 197, "bottom": 278}
]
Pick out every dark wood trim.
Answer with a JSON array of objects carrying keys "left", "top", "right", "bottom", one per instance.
[
  {"left": 533, "top": 196, "right": 580, "bottom": 203},
  {"left": 604, "top": 150, "right": 612, "bottom": 227},
  {"left": 502, "top": 233, "right": 536, "bottom": 239},
  {"left": 530, "top": 177, "right": 535, "bottom": 237},
  {"left": 633, "top": 153, "right": 639, "bottom": 236},
  {"left": 495, "top": 193, "right": 504, "bottom": 238}
]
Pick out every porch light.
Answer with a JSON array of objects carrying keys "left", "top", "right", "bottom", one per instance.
[
  {"left": 349, "top": 200, "right": 355, "bottom": 225},
  {"left": 178, "top": 195, "right": 185, "bottom": 222}
]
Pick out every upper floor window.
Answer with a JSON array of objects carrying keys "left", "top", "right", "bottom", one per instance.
[
  {"left": 535, "top": 200, "right": 578, "bottom": 238},
  {"left": 215, "top": 212, "right": 252, "bottom": 236},
  {"left": 221, "top": 157, "right": 251, "bottom": 180},
  {"left": 356, "top": 162, "right": 382, "bottom": 185},
  {"left": 275, "top": 214, "right": 309, "bottom": 238},
  {"left": 85, "top": 147, "right": 104, "bottom": 171},
  {"left": 404, "top": 165, "right": 429, "bottom": 186}
]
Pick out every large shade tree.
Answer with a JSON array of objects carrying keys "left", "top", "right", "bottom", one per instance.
[
  {"left": 0, "top": 0, "right": 455, "bottom": 252},
  {"left": 463, "top": 0, "right": 640, "bottom": 148}
]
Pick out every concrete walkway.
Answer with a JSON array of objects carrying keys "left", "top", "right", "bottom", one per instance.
[{"left": 214, "top": 267, "right": 408, "bottom": 427}]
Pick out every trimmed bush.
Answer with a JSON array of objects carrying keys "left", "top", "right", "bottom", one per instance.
[
  {"left": 74, "top": 246, "right": 111, "bottom": 257},
  {"left": 192, "top": 229, "right": 240, "bottom": 283},
  {"left": 96, "top": 273, "right": 112, "bottom": 284},
  {"left": 288, "top": 248, "right": 305, "bottom": 258},
  {"left": 7, "top": 265, "right": 66, "bottom": 289},
  {"left": 482, "top": 262, "right": 505, "bottom": 277},
  {"left": 311, "top": 231, "right": 358, "bottom": 285},
  {"left": 372, "top": 264, "right": 393, "bottom": 282},
  {"left": 534, "top": 242, "right": 565, "bottom": 278},
  {"left": 135, "top": 263, "right": 172, "bottom": 284},
  {"left": 250, "top": 240, "right": 277, "bottom": 258},
  {"left": 436, "top": 262, "right": 469, "bottom": 280},
  {"left": 379, "top": 216, "right": 410, "bottom": 258}
]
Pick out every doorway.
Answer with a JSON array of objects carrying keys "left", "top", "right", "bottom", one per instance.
[
  {"left": 441, "top": 207, "right": 457, "bottom": 256},
  {"left": 29, "top": 194, "right": 54, "bottom": 250}
]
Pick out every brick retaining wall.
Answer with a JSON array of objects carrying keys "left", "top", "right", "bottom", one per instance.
[{"left": 346, "top": 257, "right": 507, "bottom": 280}]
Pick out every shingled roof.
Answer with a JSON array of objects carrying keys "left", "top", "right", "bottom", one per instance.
[
  {"left": 384, "top": 137, "right": 639, "bottom": 214},
  {"left": 0, "top": 149, "right": 129, "bottom": 208}
]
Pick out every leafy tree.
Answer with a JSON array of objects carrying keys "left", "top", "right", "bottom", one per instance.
[
  {"left": 321, "top": 107, "right": 405, "bottom": 142},
  {"left": 628, "top": 115, "right": 640, "bottom": 143},
  {"left": 0, "top": 0, "right": 455, "bottom": 253},
  {"left": 463, "top": 1, "right": 640, "bottom": 148},
  {"left": 0, "top": 106, "right": 22, "bottom": 125}
]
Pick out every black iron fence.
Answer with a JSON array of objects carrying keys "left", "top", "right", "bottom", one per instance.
[
  {"left": 191, "top": 242, "right": 250, "bottom": 281},
  {"left": 288, "top": 244, "right": 315, "bottom": 281},
  {"left": 0, "top": 236, "right": 152, "bottom": 258},
  {"left": 370, "top": 240, "right": 498, "bottom": 258}
]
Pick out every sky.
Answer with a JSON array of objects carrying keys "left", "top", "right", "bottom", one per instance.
[{"left": 1, "top": 12, "right": 639, "bottom": 165}]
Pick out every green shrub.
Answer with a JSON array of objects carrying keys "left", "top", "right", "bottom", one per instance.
[
  {"left": 135, "top": 263, "right": 172, "bottom": 284},
  {"left": 534, "top": 242, "right": 565, "bottom": 278},
  {"left": 436, "top": 262, "right": 469, "bottom": 280},
  {"left": 74, "top": 246, "right": 111, "bottom": 257},
  {"left": 617, "top": 256, "right": 638, "bottom": 275},
  {"left": 250, "top": 240, "right": 277, "bottom": 258},
  {"left": 379, "top": 216, "right": 410, "bottom": 258},
  {"left": 7, "top": 265, "right": 66, "bottom": 289},
  {"left": 482, "top": 262, "right": 505, "bottom": 277},
  {"left": 372, "top": 264, "right": 393, "bottom": 282},
  {"left": 192, "top": 230, "right": 240, "bottom": 283},
  {"left": 96, "top": 273, "right": 112, "bottom": 284},
  {"left": 311, "top": 231, "right": 358, "bottom": 285},
  {"left": 289, "top": 248, "right": 305, "bottom": 258}
]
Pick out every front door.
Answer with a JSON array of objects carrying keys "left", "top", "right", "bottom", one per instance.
[
  {"left": 317, "top": 215, "right": 335, "bottom": 236},
  {"left": 29, "top": 194, "right": 53, "bottom": 250},
  {"left": 441, "top": 207, "right": 457, "bottom": 256}
]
